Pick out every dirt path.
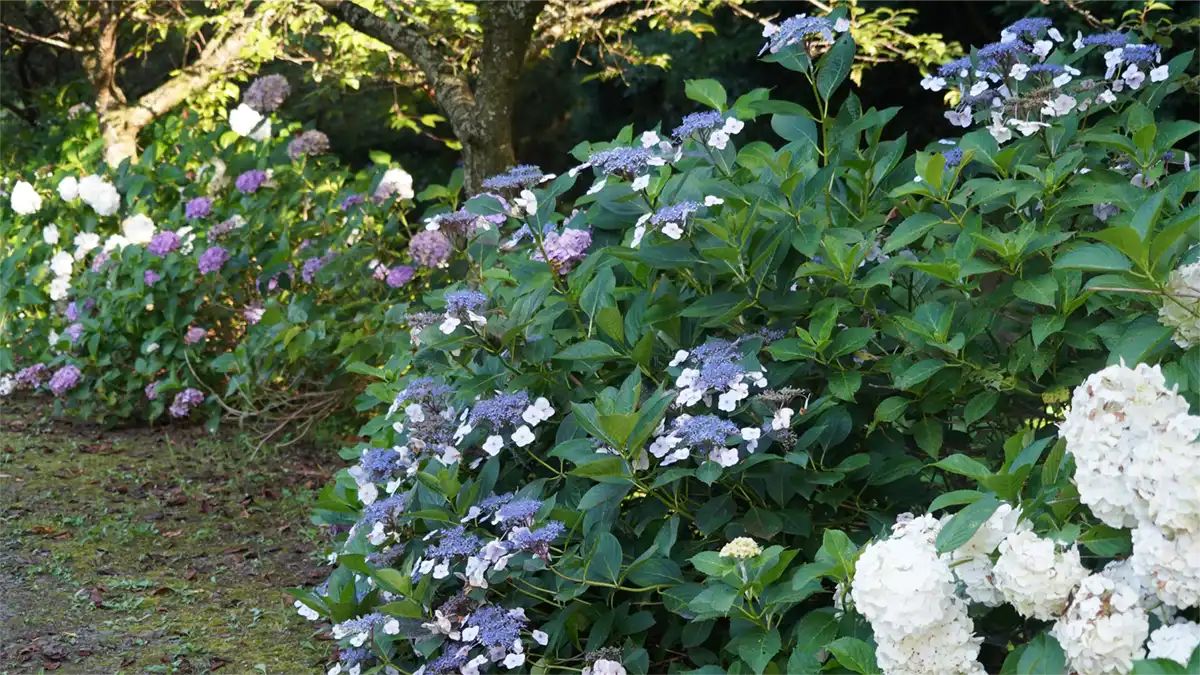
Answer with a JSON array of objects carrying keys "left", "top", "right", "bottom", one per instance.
[{"left": 0, "top": 397, "right": 333, "bottom": 674}]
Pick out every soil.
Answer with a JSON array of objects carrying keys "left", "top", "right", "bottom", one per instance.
[{"left": 0, "top": 396, "right": 335, "bottom": 674}]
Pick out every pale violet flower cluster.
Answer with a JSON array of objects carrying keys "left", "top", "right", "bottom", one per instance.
[
  {"left": 438, "top": 290, "right": 489, "bottom": 336},
  {"left": 1159, "top": 262, "right": 1200, "bottom": 348},
  {"left": 925, "top": 19, "right": 1171, "bottom": 145},
  {"left": 452, "top": 391, "right": 554, "bottom": 462},
  {"left": 850, "top": 513, "right": 986, "bottom": 675},
  {"left": 385, "top": 377, "right": 460, "bottom": 465},
  {"left": 669, "top": 339, "right": 768, "bottom": 410}
]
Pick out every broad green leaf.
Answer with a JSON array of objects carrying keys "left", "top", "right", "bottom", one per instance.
[
  {"left": 1054, "top": 244, "right": 1132, "bottom": 272},
  {"left": 929, "top": 490, "right": 986, "bottom": 511},
  {"left": 554, "top": 340, "right": 621, "bottom": 361},
  {"left": 913, "top": 418, "right": 944, "bottom": 459},
  {"left": 894, "top": 359, "right": 946, "bottom": 390},
  {"left": 587, "top": 533, "right": 623, "bottom": 584},
  {"left": 816, "top": 35, "right": 856, "bottom": 101},
  {"left": 685, "top": 79, "right": 728, "bottom": 111},
  {"left": 1014, "top": 276, "right": 1057, "bottom": 308},
  {"left": 1080, "top": 524, "right": 1132, "bottom": 557},
  {"left": 874, "top": 396, "right": 909, "bottom": 422},
  {"left": 1017, "top": 633, "right": 1066, "bottom": 675},
  {"left": 827, "top": 637, "right": 880, "bottom": 675},
  {"left": 883, "top": 213, "right": 941, "bottom": 253},
  {"left": 827, "top": 371, "right": 862, "bottom": 401},
  {"left": 737, "top": 628, "right": 781, "bottom": 675},
  {"left": 792, "top": 608, "right": 838, "bottom": 655},
  {"left": 933, "top": 454, "right": 993, "bottom": 481},
  {"left": 935, "top": 496, "right": 1001, "bottom": 554},
  {"left": 964, "top": 391, "right": 999, "bottom": 424}
]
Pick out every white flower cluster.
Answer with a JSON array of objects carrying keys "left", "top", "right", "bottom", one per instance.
[
  {"left": 718, "top": 537, "right": 762, "bottom": 559},
  {"left": 1059, "top": 362, "right": 1200, "bottom": 609},
  {"left": 72, "top": 174, "right": 121, "bottom": 216},
  {"left": 1146, "top": 621, "right": 1200, "bottom": 666},
  {"left": 1051, "top": 573, "right": 1149, "bottom": 675},
  {"left": 947, "top": 502, "right": 1021, "bottom": 606},
  {"left": 229, "top": 103, "right": 271, "bottom": 141},
  {"left": 9, "top": 180, "right": 42, "bottom": 215},
  {"left": 0, "top": 374, "right": 15, "bottom": 398},
  {"left": 1059, "top": 362, "right": 1200, "bottom": 534},
  {"left": 1159, "top": 262, "right": 1200, "bottom": 348},
  {"left": 582, "top": 659, "right": 627, "bottom": 675},
  {"left": 993, "top": 529, "right": 1090, "bottom": 620},
  {"left": 375, "top": 167, "right": 415, "bottom": 202},
  {"left": 850, "top": 513, "right": 986, "bottom": 675}
]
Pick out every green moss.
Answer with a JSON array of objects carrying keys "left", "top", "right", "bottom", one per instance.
[{"left": 1, "top": 399, "right": 331, "bottom": 674}]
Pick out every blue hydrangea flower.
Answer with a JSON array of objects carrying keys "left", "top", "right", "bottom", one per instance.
[
  {"left": 467, "top": 606, "right": 526, "bottom": 648},
  {"left": 1028, "top": 63, "right": 1065, "bottom": 74},
  {"left": 427, "top": 650, "right": 469, "bottom": 674},
  {"left": 426, "top": 526, "right": 482, "bottom": 559},
  {"left": 494, "top": 498, "right": 541, "bottom": 523},
  {"left": 672, "top": 111, "right": 724, "bottom": 140},
  {"left": 1081, "top": 32, "right": 1129, "bottom": 48},
  {"left": 479, "top": 493, "right": 515, "bottom": 512},
  {"left": 1003, "top": 17, "right": 1053, "bottom": 38},
  {"left": 469, "top": 391, "right": 530, "bottom": 427},
  {"left": 942, "top": 148, "right": 964, "bottom": 168},
  {"left": 675, "top": 415, "right": 739, "bottom": 447},
  {"left": 355, "top": 447, "right": 405, "bottom": 483},
  {"left": 444, "top": 290, "right": 488, "bottom": 315},
  {"left": 397, "top": 377, "right": 454, "bottom": 406},
  {"left": 360, "top": 493, "right": 406, "bottom": 528},
  {"left": 510, "top": 521, "right": 565, "bottom": 552},
  {"left": 588, "top": 147, "right": 652, "bottom": 176},
  {"left": 760, "top": 14, "right": 835, "bottom": 56},
  {"left": 482, "top": 164, "right": 545, "bottom": 191},
  {"left": 977, "top": 40, "right": 1031, "bottom": 60},
  {"left": 650, "top": 201, "right": 701, "bottom": 226},
  {"left": 1121, "top": 44, "right": 1161, "bottom": 63}
]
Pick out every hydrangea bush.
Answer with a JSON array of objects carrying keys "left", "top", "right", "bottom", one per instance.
[
  {"left": 284, "top": 11, "right": 1199, "bottom": 675},
  {"left": 1, "top": 79, "right": 462, "bottom": 433}
]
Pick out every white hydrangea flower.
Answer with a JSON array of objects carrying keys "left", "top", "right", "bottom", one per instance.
[
  {"left": 1102, "top": 559, "right": 1176, "bottom": 624},
  {"left": 482, "top": 435, "right": 504, "bottom": 456},
  {"left": 0, "top": 375, "right": 15, "bottom": 397},
  {"left": 1122, "top": 64, "right": 1145, "bottom": 89},
  {"left": 944, "top": 108, "right": 972, "bottom": 128},
  {"left": 1146, "top": 621, "right": 1200, "bottom": 666},
  {"left": 1149, "top": 65, "right": 1170, "bottom": 83},
  {"left": 707, "top": 129, "right": 730, "bottom": 150},
  {"left": 439, "top": 316, "right": 461, "bottom": 334},
  {"left": 57, "top": 176, "right": 79, "bottom": 201},
  {"left": 49, "top": 276, "right": 70, "bottom": 301},
  {"left": 512, "top": 425, "right": 535, "bottom": 447},
  {"left": 873, "top": 601, "right": 985, "bottom": 675},
  {"left": 718, "top": 537, "right": 761, "bottom": 559},
  {"left": 1032, "top": 40, "right": 1054, "bottom": 59},
  {"left": 993, "top": 530, "right": 1089, "bottom": 620},
  {"left": 1132, "top": 525, "right": 1200, "bottom": 609},
  {"left": 1159, "top": 262, "right": 1200, "bottom": 348},
  {"left": 920, "top": 75, "right": 946, "bottom": 92},
  {"left": 1060, "top": 362, "right": 1200, "bottom": 533},
  {"left": 1042, "top": 94, "right": 1077, "bottom": 117},
  {"left": 640, "top": 130, "right": 660, "bottom": 148},
  {"left": 376, "top": 167, "right": 414, "bottom": 201},
  {"left": 522, "top": 397, "right": 555, "bottom": 426},
  {"left": 631, "top": 174, "right": 650, "bottom": 192},
  {"left": 948, "top": 503, "right": 1020, "bottom": 607},
  {"left": 703, "top": 195, "right": 724, "bottom": 206},
  {"left": 50, "top": 251, "right": 74, "bottom": 278},
  {"left": 1052, "top": 574, "right": 1148, "bottom": 675},
  {"left": 662, "top": 222, "right": 684, "bottom": 239},
  {"left": 294, "top": 600, "right": 320, "bottom": 621},
  {"left": 10, "top": 180, "right": 42, "bottom": 215},
  {"left": 77, "top": 175, "right": 120, "bottom": 216},
  {"left": 104, "top": 234, "right": 130, "bottom": 251},
  {"left": 229, "top": 103, "right": 270, "bottom": 141},
  {"left": 43, "top": 223, "right": 60, "bottom": 245},
  {"left": 771, "top": 407, "right": 793, "bottom": 431}
]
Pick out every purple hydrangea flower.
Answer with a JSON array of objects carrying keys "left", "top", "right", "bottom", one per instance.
[
  {"left": 340, "top": 193, "right": 366, "bottom": 210},
  {"left": 469, "top": 391, "right": 529, "bottom": 428},
  {"left": 408, "top": 230, "right": 453, "bottom": 268},
  {"left": 287, "top": 130, "right": 330, "bottom": 161},
  {"left": 938, "top": 56, "right": 975, "bottom": 78},
  {"left": 197, "top": 246, "right": 229, "bottom": 275},
  {"left": 977, "top": 40, "right": 1031, "bottom": 60},
  {"left": 386, "top": 265, "right": 415, "bottom": 288},
  {"left": 207, "top": 217, "right": 241, "bottom": 241},
  {"left": 675, "top": 415, "right": 739, "bottom": 446},
  {"left": 144, "top": 269, "right": 161, "bottom": 286},
  {"left": 145, "top": 380, "right": 160, "bottom": 400},
  {"left": 672, "top": 110, "right": 724, "bottom": 140},
  {"left": 90, "top": 250, "right": 110, "bottom": 273},
  {"left": 184, "top": 326, "right": 206, "bottom": 345},
  {"left": 243, "top": 74, "right": 291, "bottom": 113},
  {"left": 185, "top": 197, "right": 213, "bottom": 220},
  {"left": 148, "top": 231, "right": 180, "bottom": 257},
  {"left": 479, "top": 493, "right": 515, "bottom": 512},
  {"left": 361, "top": 493, "right": 406, "bottom": 528},
  {"left": 1028, "top": 63, "right": 1065, "bottom": 74},
  {"left": 429, "top": 209, "right": 486, "bottom": 237},
  {"left": 235, "top": 170, "right": 267, "bottom": 194},
  {"left": 427, "top": 651, "right": 469, "bottom": 675},
  {"left": 301, "top": 252, "right": 336, "bottom": 283},
  {"left": 65, "top": 322, "right": 84, "bottom": 344},
  {"left": 481, "top": 164, "right": 545, "bottom": 191},
  {"left": 395, "top": 377, "right": 454, "bottom": 406},
  {"left": 48, "top": 364, "right": 82, "bottom": 396},
  {"left": 1121, "top": 44, "right": 1161, "bottom": 63},
  {"left": 466, "top": 606, "right": 527, "bottom": 648},
  {"left": 15, "top": 363, "right": 49, "bottom": 388},
  {"left": 65, "top": 301, "right": 79, "bottom": 322},
  {"left": 651, "top": 201, "right": 701, "bottom": 226},
  {"left": 531, "top": 228, "right": 592, "bottom": 274},
  {"left": 354, "top": 447, "right": 405, "bottom": 484},
  {"left": 169, "top": 388, "right": 204, "bottom": 417},
  {"left": 243, "top": 304, "right": 265, "bottom": 324}
]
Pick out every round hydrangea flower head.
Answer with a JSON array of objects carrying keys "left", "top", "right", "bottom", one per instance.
[
  {"left": 1051, "top": 573, "right": 1149, "bottom": 675},
  {"left": 10, "top": 180, "right": 42, "bottom": 215},
  {"left": 120, "top": 213, "right": 155, "bottom": 245},
  {"left": 719, "top": 537, "right": 762, "bottom": 559},
  {"left": 235, "top": 170, "right": 267, "bottom": 195},
  {"left": 759, "top": 14, "right": 835, "bottom": 56},
  {"left": 1131, "top": 526, "right": 1200, "bottom": 608},
  {"left": 993, "top": 529, "right": 1089, "bottom": 620},
  {"left": 287, "top": 130, "right": 330, "bottom": 161},
  {"left": 340, "top": 193, "right": 365, "bottom": 210},
  {"left": 145, "top": 381, "right": 160, "bottom": 401},
  {"left": 1146, "top": 621, "right": 1200, "bottom": 666},
  {"left": 48, "top": 364, "right": 82, "bottom": 396},
  {"left": 871, "top": 601, "right": 986, "bottom": 675},
  {"left": 147, "top": 231, "right": 180, "bottom": 257},
  {"left": 43, "top": 223, "right": 60, "bottom": 245},
  {"left": 948, "top": 502, "right": 1021, "bottom": 606},
  {"left": 15, "top": 363, "right": 50, "bottom": 389},
  {"left": 531, "top": 228, "right": 592, "bottom": 274},
  {"left": 229, "top": 103, "right": 270, "bottom": 141},
  {"left": 481, "top": 164, "right": 545, "bottom": 191},
  {"left": 207, "top": 216, "right": 243, "bottom": 241},
  {"left": 197, "top": 246, "right": 230, "bottom": 275},
  {"left": 184, "top": 326, "right": 206, "bottom": 345},
  {"left": 77, "top": 175, "right": 120, "bottom": 216},
  {"left": 1159, "top": 262, "right": 1200, "bottom": 348},
  {"left": 185, "top": 197, "right": 213, "bottom": 220},
  {"left": 144, "top": 269, "right": 161, "bottom": 286},
  {"left": 409, "top": 230, "right": 453, "bottom": 268},
  {"left": 169, "top": 388, "right": 204, "bottom": 417},
  {"left": 386, "top": 265, "right": 414, "bottom": 288},
  {"left": 58, "top": 176, "right": 79, "bottom": 201},
  {"left": 374, "top": 167, "right": 414, "bottom": 202},
  {"left": 50, "top": 251, "right": 74, "bottom": 278},
  {"left": 242, "top": 74, "right": 290, "bottom": 113}
]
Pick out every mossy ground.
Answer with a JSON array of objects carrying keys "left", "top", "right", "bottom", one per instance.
[{"left": 1, "top": 396, "right": 334, "bottom": 674}]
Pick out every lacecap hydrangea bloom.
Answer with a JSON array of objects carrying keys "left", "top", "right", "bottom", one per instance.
[
  {"left": 481, "top": 164, "right": 545, "bottom": 191},
  {"left": 1159, "top": 262, "right": 1200, "bottom": 348}
]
